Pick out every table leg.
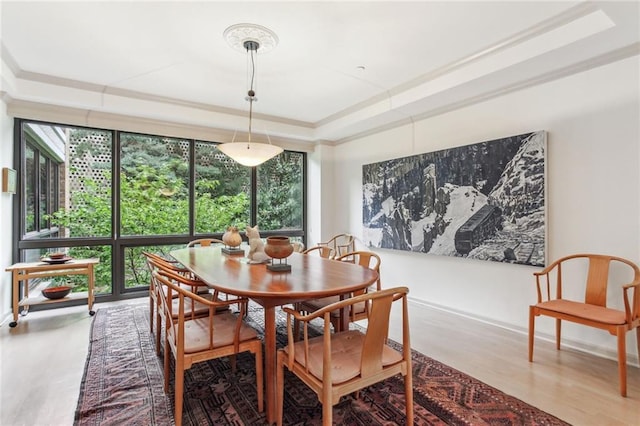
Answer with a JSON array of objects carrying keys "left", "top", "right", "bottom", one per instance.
[
  {"left": 22, "top": 274, "right": 30, "bottom": 316},
  {"left": 264, "top": 306, "right": 277, "bottom": 424},
  {"left": 88, "top": 264, "right": 95, "bottom": 315},
  {"left": 10, "top": 273, "right": 19, "bottom": 327},
  {"left": 339, "top": 293, "right": 349, "bottom": 332}
]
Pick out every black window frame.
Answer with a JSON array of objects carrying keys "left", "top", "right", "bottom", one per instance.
[{"left": 12, "top": 118, "right": 307, "bottom": 307}]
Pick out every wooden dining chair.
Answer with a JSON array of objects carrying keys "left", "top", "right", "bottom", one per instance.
[
  {"left": 144, "top": 252, "right": 224, "bottom": 355},
  {"left": 187, "top": 238, "right": 225, "bottom": 247},
  {"left": 297, "top": 251, "right": 381, "bottom": 332},
  {"left": 144, "top": 250, "right": 209, "bottom": 294},
  {"left": 185, "top": 238, "right": 247, "bottom": 312},
  {"left": 317, "top": 233, "right": 355, "bottom": 258},
  {"left": 276, "top": 286, "right": 413, "bottom": 426},
  {"left": 153, "top": 268, "right": 263, "bottom": 426},
  {"left": 302, "top": 245, "right": 335, "bottom": 259},
  {"left": 144, "top": 251, "right": 198, "bottom": 353},
  {"left": 529, "top": 253, "right": 640, "bottom": 396},
  {"left": 291, "top": 245, "right": 338, "bottom": 338}
]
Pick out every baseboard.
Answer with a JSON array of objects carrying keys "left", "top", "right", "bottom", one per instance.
[
  {"left": 0, "top": 311, "right": 12, "bottom": 328},
  {"left": 407, "top": 296, "right": 640, "bottom": 368}
]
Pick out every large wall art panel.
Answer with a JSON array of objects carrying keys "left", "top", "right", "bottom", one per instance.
[{"left": 362, "top": 131, "right": 546, "bottom": 266}]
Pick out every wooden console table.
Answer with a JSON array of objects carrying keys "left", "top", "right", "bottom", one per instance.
[{"left": 5, "top": 258, "right": 99, "bottom": 327}]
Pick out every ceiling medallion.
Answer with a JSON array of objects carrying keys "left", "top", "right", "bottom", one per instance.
[{"left": 223, "top": 23, "right": 279, "bottom": 54}]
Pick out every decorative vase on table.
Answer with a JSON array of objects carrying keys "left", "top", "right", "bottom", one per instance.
[
  {"left": 222, "top": 226, "right": 244, "bottom": 255},
  {"left": 265, "top": 236, "right": 294, "bottom": 272}
]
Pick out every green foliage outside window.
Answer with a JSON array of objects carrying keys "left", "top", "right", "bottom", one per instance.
[
  {"left": 48, "top": 168, "right": 249, "bottom": 290},
  {"left": 257, "top": 152, "right": 303, "bottom": 230},
  {"left": 42, "top": 129, "right": 303, "bottom": 294}
]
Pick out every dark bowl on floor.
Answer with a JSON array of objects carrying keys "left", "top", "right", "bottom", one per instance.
[{"left": 42, "top": 286, "right": 72, "bottom": 300}]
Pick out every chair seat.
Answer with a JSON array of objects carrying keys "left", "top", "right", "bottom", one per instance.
[
  {"left": 301, "top": 296, "right": 366, "bottom": 318},
  {"left": 535, "top": 299, "right": 626, "bottom": 325},
  {"left": 184, "top": 312, "right": 259, "bottom": 353},
  {"left": 283, "top": 330, "right": 402, "bottom": 384}
]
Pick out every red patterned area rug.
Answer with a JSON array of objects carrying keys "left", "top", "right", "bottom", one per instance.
[{"left": 74, "top": 303, "right": 570, "bottom": 426}]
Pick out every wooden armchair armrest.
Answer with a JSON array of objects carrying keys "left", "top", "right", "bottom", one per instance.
[
  {"left": 188, "top": 290, "right": 248, "bottom": 309},
  {"left": 533, "top": 260, "right": 560, "bottom": 277},
  {"left": 282, "top": 306, "right": 307, "bottom": 320},
  {"left": 622, "top": 279, "right": 640, "bottom": 323},
  {"left": 532, "top": 258, "right": 565, "bottom": 303}
]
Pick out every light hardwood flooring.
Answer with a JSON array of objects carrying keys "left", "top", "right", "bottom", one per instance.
[{"left": 1, "top": 298, "right": 639, "bottom": 425}]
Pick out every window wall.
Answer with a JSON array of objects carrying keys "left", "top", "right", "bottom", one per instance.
[{"left": 14, "top": 119, "right": 306, "bottom": 302}]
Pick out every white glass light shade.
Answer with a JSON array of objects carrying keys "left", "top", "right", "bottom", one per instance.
[{"left": 218, "top": 142, "right": 283, "bottom": 167}]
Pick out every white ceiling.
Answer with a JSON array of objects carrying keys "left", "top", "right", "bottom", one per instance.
[{"left": 1, "top": 1, "right": 639, "bottom": 145}]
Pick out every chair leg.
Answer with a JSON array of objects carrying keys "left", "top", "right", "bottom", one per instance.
[
  {"left": 528, "top": 307, "right": 535, "bottom": 362},
  {"left": 555, "top": 318, "right": 562, "bottom": 350},
  {"left": 174, "top": 361, "right": 184, "bottom": 426},
  {"left": 293, "top": 318, "right": 300, "bottom": 341},
  {"left": 164, "top": 336, "right": 170, "bottom": 392},
  {"left": 636, "top": 327, "right": 640, "bottom": 369},
  {"left": 155, "top": 309, "right": 162, "bottom": 356},
  {"left": 330, "top": 316, "right": 341, "bottom": 332},
  {"left": 404, "top": 365, "right": 414, "bottom": 424},
  {"left": 322, "top": 385, "right": 332, "bottom": 426},
  {"left": 293, "top": 303, "right": 304, "bottom": 341},
  {"left": 229, "top": 354, "right": 237, "bottom": 372},
  {"left": 617, "top": 327, "right": 627, "bottom": 397},
  {"left": 150, "top": 294, "right": 155, "bottom": 334}
]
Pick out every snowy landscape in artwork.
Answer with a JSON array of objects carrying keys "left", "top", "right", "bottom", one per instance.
[{"left": 362, "top": 131, "right": 546, "bottom": 266}]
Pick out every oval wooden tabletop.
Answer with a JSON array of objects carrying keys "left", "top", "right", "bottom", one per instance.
[{"left": 170, "top": 247, "right": 378, "bottom": 299}]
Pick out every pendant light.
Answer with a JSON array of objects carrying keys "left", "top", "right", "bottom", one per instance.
[{"left": 219, "top": 24, "right": 283, "bottom": 167}]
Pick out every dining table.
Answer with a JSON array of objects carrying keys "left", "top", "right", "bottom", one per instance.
[{"left": 170, "top": 246, "right": 379, "bottom": 424}]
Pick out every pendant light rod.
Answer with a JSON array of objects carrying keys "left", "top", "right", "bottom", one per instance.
[
  {"left": 219, "top": 24, "right": 283, "bottom": 167},
  {"left": 245, "top": 40, "right": 258, "bottom": 145}
]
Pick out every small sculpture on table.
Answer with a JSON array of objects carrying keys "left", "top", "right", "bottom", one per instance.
[
  {"left": 246, "top": 225, "right": 271, "bottom": 263},
  {"left": 222, "top": 226, "right": 244, "bottom": 255},
  {"left": 264, "top": 236, "right": 294, "bottom": 272}
]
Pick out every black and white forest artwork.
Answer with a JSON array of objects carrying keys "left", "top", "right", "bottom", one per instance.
[{"left": 362, "top": 131, "right": 546, "bottom": 266}]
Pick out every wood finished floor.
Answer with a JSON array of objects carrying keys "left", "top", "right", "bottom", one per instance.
[{"left": 1, "top": 298, "right": 639, "bottom": 425}]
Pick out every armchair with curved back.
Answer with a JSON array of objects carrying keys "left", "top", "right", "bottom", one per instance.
[
  {"left": 186, "top": 238, "right": 248, "bottom": 313},
  {"left": 276, "top": 286, "right": 413, "bottom": 425},
  {"left": 153, "top": 267, "right": 263, "bottom": 425},
  {"left": 297, "top": 251, "right": 381, "bottom": 332},
  {"left": 529, "top": 253, "right": 640, "bottom": 396},
  {"left": 317, "top": 233, "right": 355, "bottom": 258},
  {"left": 144, "top": 251, "right": 216, "bottom": 355}
]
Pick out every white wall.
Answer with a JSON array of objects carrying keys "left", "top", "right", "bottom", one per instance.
[
  {"left": 0, "top": 98, "right": 14, "bottom": 324},
  {"left": 326, "top": 56, "right": 640, "bottom": 363},
  {"left": 1, "top": 46, "right": 638, "bottom": 364}
]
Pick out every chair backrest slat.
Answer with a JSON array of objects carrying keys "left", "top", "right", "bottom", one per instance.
[
  {"left": 585, "top": 255, "right": 611, "bottom": 306},
  {"left": 318, "top": 233, "right": 355, "bottom": 258},
  {"left": 336, "top": 251, "right": 381, "bottom": 293},
  {"left": 360, "top": 291, "right": 394, "bottom": 378}
]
